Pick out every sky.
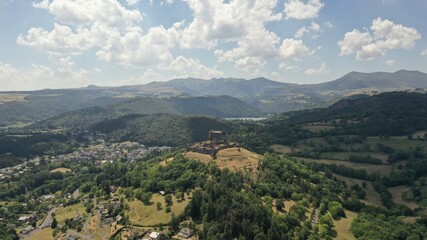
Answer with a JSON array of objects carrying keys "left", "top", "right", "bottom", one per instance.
[{"left": 0, "top": 0, "right": 426, "bottom": 91}]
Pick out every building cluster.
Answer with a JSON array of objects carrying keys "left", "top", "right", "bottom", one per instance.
[
  {"left": 0, "top": 157, "right": 40, "bottom": 181},
  {"left": 50, "top": 142, "right": 171, "bottom": 165},
  {"left": 188, "top": 130, "right": 239, "bottom": 157}
]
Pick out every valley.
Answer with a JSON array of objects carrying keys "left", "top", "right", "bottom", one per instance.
[{"left": 0, "top": 88, "right": 427, "bottom": 240}]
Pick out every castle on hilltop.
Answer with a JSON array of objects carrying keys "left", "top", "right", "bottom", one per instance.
[{"left": 188, "top": 130, "right": 239, "bottom": 157}]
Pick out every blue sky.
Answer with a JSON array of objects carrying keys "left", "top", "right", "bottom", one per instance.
[{"left": 0, "top": 0, "right": 426, "bottom": 90}]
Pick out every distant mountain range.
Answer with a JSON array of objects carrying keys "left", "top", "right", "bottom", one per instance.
[{"left": 0, "top": 70, "right": 426, "bottom": 126}]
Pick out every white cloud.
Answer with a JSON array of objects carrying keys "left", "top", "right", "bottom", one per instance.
[
  {"left": 279, "top": 62, "right": 298, "bottom": 71},
  {"left": 126, "top": 0, "right": 140, "bottom": 6},
  {"left": 420, "top": 49, "right": 427, "bottom": 56},
  {"left": 21, "top": 1, "right": 181, "bottom": 67},
  {"left": 96, "top": 25, "right": 180, "bottom": 67},
  {"left": 32, "top": 0, "right": 142, "bottom": 27},
  {"left": 181, "top": 0, "right": 281, "bottom": 49},
  {"left": 284, "top": 0, "right": 324, "bottom": 20},
  {"left": 304, "top": 61, "right": 330, "bottom": 75},
  {"left": 17, "top": 23, "right": 98, "bottom": 55},
  {"left": 338, "top": 18, "right": 421, "bottom": 60},
  {"left": 164, "top": 56, "right": 223, "bottom": 79},
  {"left": 385, "top": 60, "right": 395, "bottom": 66},
  {"left": 0, "top": 58, "right": 100, "bottom": 91},
  {"left": 270, "top": 72, "right": 284, "bottom": 81},
  {"left": 294, "top": 22, "right": 321, "bottom": 39},
  {"left": 279, "top": 38, "right": 310, "bottom": 59},
  {"left": 234, "top": 57, "right": 266, "bottom": 72}
]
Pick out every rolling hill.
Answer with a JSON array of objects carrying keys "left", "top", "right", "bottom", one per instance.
[
  {"left": 32, "top": 95, "right": 258, "bottom": 130},
  {"left": 1, "top": 70, "right": 426, "bottom": 126}
]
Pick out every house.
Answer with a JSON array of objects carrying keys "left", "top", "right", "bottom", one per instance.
[
  {"left": 20, "top": 225, "right": 34, "bottom": 235},
  {"left": 178, "top": 228, "right": 194, "bottom": 239},
  {"left": 149, "top": 231, "right": 160, "bottom": 239},
  {"left": 18, "top": 215, "right": 36, "bottom": 222},
  {"left": 159, "top": 191, "right": 165, "bottom": 196}
]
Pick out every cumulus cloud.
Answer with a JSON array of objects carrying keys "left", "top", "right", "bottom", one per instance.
[
  {"left": 294, "top": 22, "right": 321, "bottom": 39},
  {"left": 96, "top": 25, "right": 180, "bottom": 67},
  {"left": 0, "top": 57, "right": 101, "bottom": 91},
  {"left": 270, "top": 72, "right": 284, "bottom": 81},
  {"left": 338, "top": 18, "right": 421, "bottom": 60},
  {"left": 126, "top": 0, "right": 140, "bottom": 6},
  {"left": 32, "top": 0, "right": 142, "bottom": 27},
  {"left": 421, "top": 49, "right": 427, "bottom": 56},
  {"left": 20, "top": 0, "right": 180, "bottom": 67},
  {"left": 279, "top": 39, "right": 310, "bottom": 59},
  {"left": 304, "top": 61, "right": 330, "bottom": 75},
  {"left": 164, "top": 56, "right": 224, "bottom": 79},
  {"left": 284, "top": 0, "right": 324, "bottom": 20},
  {"left": 385, "top": 60, "right": 395, "bottom": 66},
  {"left": 234, "top": 57, "right": 266, "bottom": 72}
]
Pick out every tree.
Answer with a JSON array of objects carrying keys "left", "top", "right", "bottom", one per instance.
[
  {"left": 156, "top": 202, "right": 162, "bottom": 210},
  {"left": 275, "top": 199, "right": 284, "bottom": 211},
  {"left": 51, "top": 217, "right": 58, "bottom": 229},
  {"left": 165, "top": 194, "right": 173, "bottom": 206}
]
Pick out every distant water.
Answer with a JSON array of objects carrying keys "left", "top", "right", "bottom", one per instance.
[{"left": 223, "top": 117, "right": 267, "bottom": 121}]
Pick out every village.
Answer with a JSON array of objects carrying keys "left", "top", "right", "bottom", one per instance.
[{"left": 0, "top": 141, "right": 171, "bottom": 182}]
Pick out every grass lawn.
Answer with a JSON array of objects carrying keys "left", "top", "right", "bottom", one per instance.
[
  {"left": 333, "top": 174, "right": 383, "bottom": 207},
  {"left": 270, "top": 144, "right": 296, "bottom": 154},
  {"left": 388, "top": 186, "right": 419, "bottom": 210},
  {"left": 185, "top": 147, "right": 262, "bottom": 173},
  {"left": 366, "top": 137, "right": 427, "bottom": 153},
  {"left": 333, "top": 210, "right": 357, "bottom": 240},
  {"left": 320, "top": 152, "right": 389, "bottom": 164},
  {"left": 27, "top": 228, "right": 54, "bottom": 240},
  {"left": 295, "top": 157, "right": 396, "bottom": 175},
  {"left": 50, "top": 167, "right": 72, "bottom": 173},
  {"left": 128, "top": 193, "right": 191, "bottom": 226},
  {"left": 55, "top": 202, "right": 86, "bottom": 223}
]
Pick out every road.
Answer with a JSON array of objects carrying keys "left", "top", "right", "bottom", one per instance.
[{"left": 23, "top": 206, "right": 58, "bottom": 239}]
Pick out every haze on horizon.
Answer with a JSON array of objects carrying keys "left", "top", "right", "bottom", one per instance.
[{"left": 0, "top": 0, "right": 426, "bottom": 91}]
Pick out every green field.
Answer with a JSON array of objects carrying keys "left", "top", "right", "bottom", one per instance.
[
  {"left": 55, "top": 202, "right": 86, "bottom": 223},
  {"left": 333, "top": 210, "right": 357, "bottom": 240},
  {"left": 333, "top": 174, "right": 383, "bottom": 207},
  {"left": 295, "top": 157, "right": 396, "bottom": 175},
  {"left": 127, "top": 193, "right": 191, "bottom": 226},
  {"left": 320, "top": 152, "right": 389, "bottom": 164},
  {"left": 388, "top": 186, "right": 419, "bottom": 210},
  {"left": 27, "top": 228, "right": 54, "bottom": 240}
]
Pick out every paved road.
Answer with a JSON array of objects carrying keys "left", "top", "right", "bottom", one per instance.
[
  {"left": 40, "top": 207, "right": 58, "bottom": 228},
  {"left": 23, "top": 206, "right": 58, "bottom": 239}
]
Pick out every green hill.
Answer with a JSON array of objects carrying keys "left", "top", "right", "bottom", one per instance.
[{"left": 91, "top": 113, "right": 233, "bottom": 146}]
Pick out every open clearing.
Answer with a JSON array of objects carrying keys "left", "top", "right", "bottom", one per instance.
[
  {"left": 388, "top": 186, "right": 419, "bottom": 210},
  {"left": 334, "top": 210, "right": 357, "bottom": 240},
  {"left": 333, "top": 174, "right": 383, "bottom": 207},
  {"left": 185, "top": 147, "right": 262, "bottom": 172},
  {"left": 270, "top": 144, "right": 296, "bottom": 154},
  {"left": 26, "top": 228, "right": 53, "bottom": 240},
  {"left": 55, "top": 202, "right": 85, "bottom": 223},
  {"left": 0, "top": 93, "right": 27, "bottom": 104},
  {"left": 295, "top": 157, "right": 396, "bottom": 175},
  {"left": 320, "top": 152, "right": 389, "bottom": 164},
  {"left": 128, "top": 193, "right": 190, "bottom": 226},
  {"left": 50, "top": 167, "right": 72, "bottom": 173}
]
